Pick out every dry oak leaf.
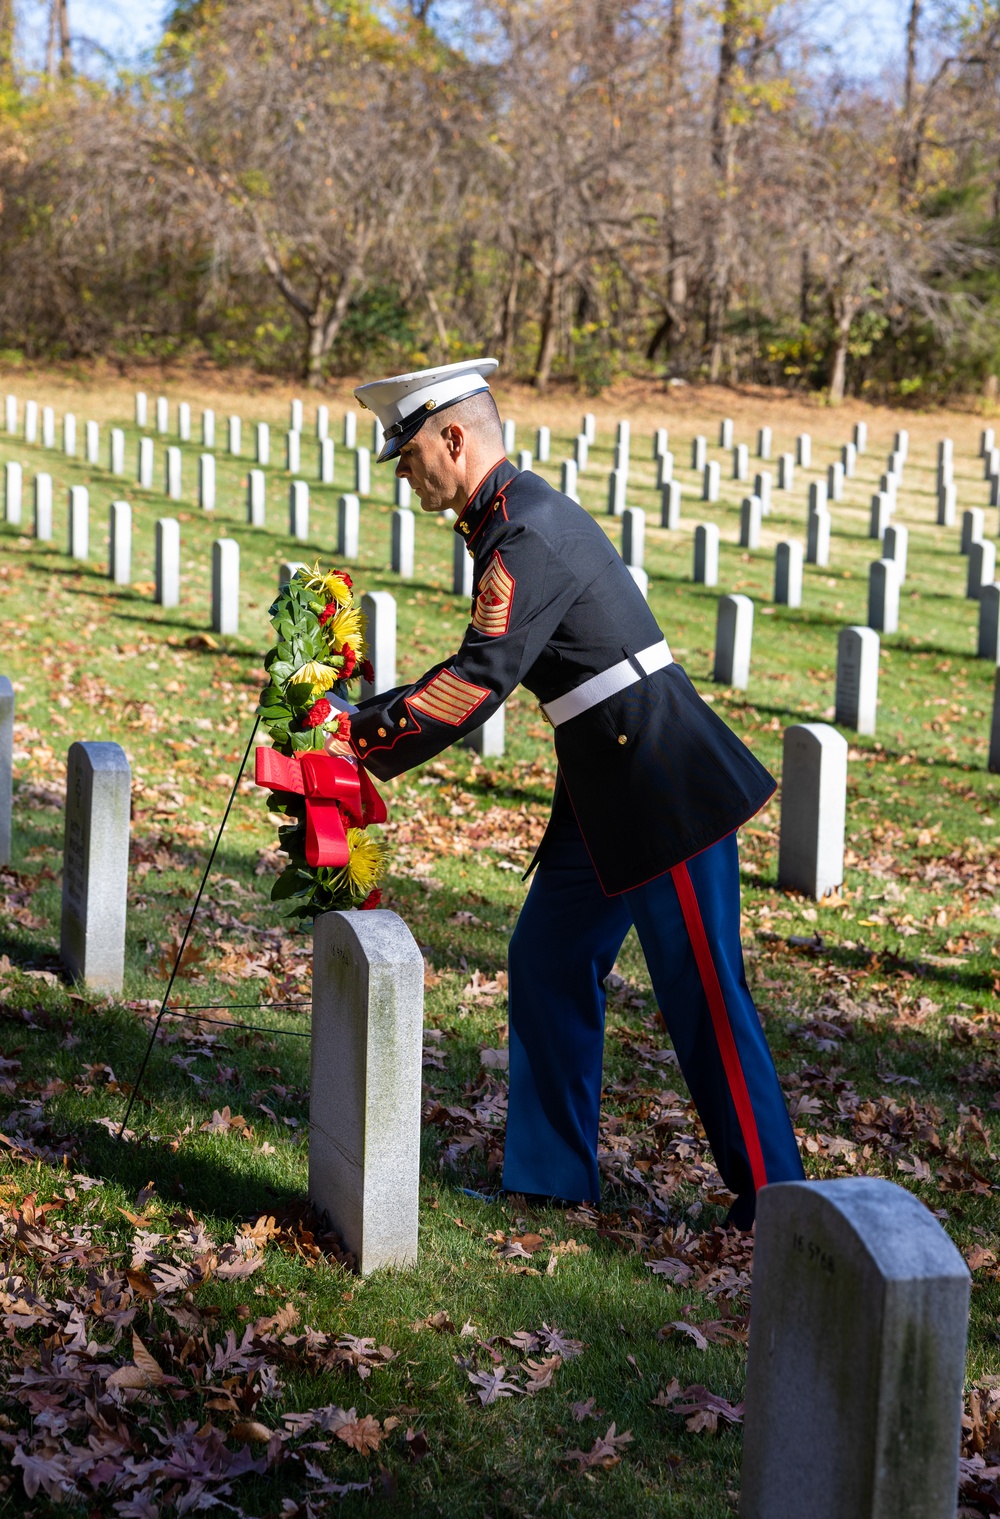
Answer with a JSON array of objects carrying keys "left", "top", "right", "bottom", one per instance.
[
  {"left": 657, "top": 1383, "right": 744, "bottom": 1434},
  {"left": 253, "top": 1301, "right": 300, "bottom": 1337},
  {"left": 410, "top": 1310, "right": 456, "bottom": 1334},
  {"left": 335, "top": 1413, "right": 383, "bottom": 1455},
  {"left": 660, "top": 1321, "right": 709, "bottom": 1351},
  {"left": 106, "top": 1331, "right": 164, "bottom": 1392},
  {"left": 467, "top": 1365, "right": 523, "bottom": 1405},
  {"left": 405, "top": 1427, "right": 429, "bottom": 1460},
  {"left": 231, "top": 1420, "right": 274, "bottom": 1443},
  {"left": 563, "top": 1423, "right": 634, "bottom": 1471},
  {"left": 524, "top": 1354, "right": 562, "bottom": 1393},
  {"left": 125, "top": 1268, "right": 159, "bottom": 1300}
]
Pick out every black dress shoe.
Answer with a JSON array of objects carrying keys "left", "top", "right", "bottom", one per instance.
[{"left": 725, "top": 1194, "right": 756, "bottom": 1230}]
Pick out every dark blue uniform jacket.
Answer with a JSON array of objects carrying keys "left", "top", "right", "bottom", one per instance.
[{"left": 349, "top": 459, "right": 775, "bottom": 895}]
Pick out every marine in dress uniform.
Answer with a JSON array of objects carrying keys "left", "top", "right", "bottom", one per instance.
[{"left": 346, "top": 359, "right": 804, "bottom": 1226}]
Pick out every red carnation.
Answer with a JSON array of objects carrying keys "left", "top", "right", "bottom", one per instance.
[
  {"left": 340, "top": 645, "right": 357, "bottom": 679},
  {"left": 361, "top": 888, "right": 382, "bottom": 910},
  {"left": 335, "top": 711, "right": 352, "bottom": 742},
  {"left": 339, "top": 571, "right": 353, "bottom": 588},
  {"left": 303, "top": 698, "right": 332, "bottom": 729},
  {"left": 361, "top": 659, "right": 375, "bottom": 685},
  {"left": 318, "top": 602, "right": 337, "bottom": 626}
]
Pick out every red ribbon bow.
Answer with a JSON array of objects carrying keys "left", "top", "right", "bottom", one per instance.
[{"left": 254, "top": 747, "right": 387, "bottom": 868}]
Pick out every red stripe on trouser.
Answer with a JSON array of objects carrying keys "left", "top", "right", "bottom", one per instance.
[{"left": 670, "top": 861, "right": 769, "bottom": 1193}]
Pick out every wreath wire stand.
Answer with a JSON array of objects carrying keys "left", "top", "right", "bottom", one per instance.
[{"left": 117, "top": 714, "right": 315, "bottom": 1141}]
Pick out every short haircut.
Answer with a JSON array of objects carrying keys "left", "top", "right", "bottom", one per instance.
[{"left": 445, "top": 389, "right": 503, "bottom": 445}]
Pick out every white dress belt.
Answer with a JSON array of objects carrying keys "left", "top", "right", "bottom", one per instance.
[{"left": 541, "top": 639, "right": 673, "bottom": 728}]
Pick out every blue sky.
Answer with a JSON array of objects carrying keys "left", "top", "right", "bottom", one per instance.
[{"left": 16, "top": 0, "right": 908, "bottom": 79}]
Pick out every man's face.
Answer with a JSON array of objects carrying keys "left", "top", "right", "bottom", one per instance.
[{"left": 395, "top": 424, "right": 463, "bottom": 513}]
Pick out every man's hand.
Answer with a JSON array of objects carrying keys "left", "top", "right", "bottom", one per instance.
[{"left": 324, "top": 731, "right": 354, "bottom": 760}]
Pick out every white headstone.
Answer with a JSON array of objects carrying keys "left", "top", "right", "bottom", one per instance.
[
  {"left": 757, "top": 426, "right": 772, "bottom": 460},
  {"left": 108, "top": 501, "right": 131, "bottom": 586},
  {"left": 741, "top": 1178, "right": 969, "bottom": 1519},
  {"left": 228, "top": 415, "right": 241, "bottom": 455},
  {"left": 755, "top": 471, "right": 772, "bottom": 514},
  {"left": 714, "top": 594, "right": 753, "bottom": 689},
  {"left": 4, "top": 395, "right": 16, "bottom": 434},
  {"left": 4, "top": 461, "right": 21, "bottom": 525},
  {"left": 135, "top": 392, "right": 147, "bottom": 428},
  {"left": 692, "top": 435, "right": 707, "bottom": 471},
  {"left": 290, "top": 397, "right": 303, "bottom": 433},
  {"left": 373, "top": 415, "right": 385, "bottom": 459},
  {"left": 627, "top": 565, "right": 649, "bottom": 599},
  {"left": 894, "top": 426, "right": 909, "bottom": 460},
  {"left": 338, "top": 493, "right": 360, "bottom": 559},
  {"left": 616, "top": 419, "right": 630, "bottom": 459},
  {"left": 286, "top": 430, "right": 300, "bottom": 474},
  {"left": 561, "top": 459, "right": 579, "bottom": 502},
  {"left": 110, "top": 427, "right": 125, "bottom": 475},
  {"left": 694, "top": 522, "right": 720, "bottom": 586},
  {"left": 23, "top": 399, "right": 38, "bottom": 444},
  {"left": 60, "top": 741, "right": 131, "bottom": 992},
  {"left": 720, "top": 418, "right": 734, "bottom": 448},
  {"left": 202, "top": 409, "right": 215, "bottom": 449},
  {"left": 155, "top": 396, "right": 168, "bottom": 435},
  {"left": 310, "top": 909, "right": 423, "bottom": 1274},
  {"left": 608, "top": 468, "right": 627, "bottom": 515},
  {"left": 613, "top": 442, "right": 628, "bottom": 474},
  {"left": 319, "top": 437, "right": 335, "bottom": 484},
  {"left": 986, "top": 446, "right": 1000, "bottom": 482},
  {"left": 778, "top": 453, "right": 794, "bottom": 490},
  {"left": 211, "top": 538, "right": 239, "bottom": 635},
  {"left": 653, "top": 427, "right": 668, "bottom": 460},
  {"left": 247, "top": 469, "right": 265, "bottom": 526},
  {"left": 355, "top": 447, "right": 371, "bottom": 496},
  {"left": 343, "top": 410, "right": 357, "bottom": 449},
  {"left": 394, "top": 475, "right": 411, "bottom": 509},
  {"left": 661, "top": 481, "right": 682, "bottom": 530},
  {"left": 138, "top": 436, "right": 154, "bottom": 489},
  {"left": 937, "top": 458, "right": 953, "bottom": 493},
  {"left": 853, "top": 421, "right": 867, "bottom": 453},
  {"left": 0, "top": 676, "right": 11, "bottom": 866},
  {"left": 777, "top": 723, "right": 847, "bottom": 897},
  {"left": 583, "top": 413, "right": 596, "bottom": 444},
  {"left": 289, "top": 480, "right": 310, "bottom": 542},
  {"left": 827, "top": 461, "right": 844, "bottom": 501},
  {"left": 517, "top": 448, "right": 533, "bottom": 473},
  {"left": 316, "top": 405, "right": 329, "bottom": 441},
  {"left": 391, "top": 508, "right": 415, "bottom": 578},
  {"left": 453, "top": 534, "right": 474, "bottom": 597},
  {"left": 85, "top": 420, "right": 99, "bottom": 465},
  {"left": 978, "top": 584, "right": 1000, "bottom": 662},
  {"left": 808, "top": 479, "right": 827, "bottom": 515},
  {"left": 503, "top": 418, "right": 516, "bottom": 454},
  {"left": 256, "top": 421, "right": 270, "bottom": 466},
  {"left": 991, "top": 671, "right": 1000, "bottom": 773},
  {"left": 835, "top": 626, "right": 879, "bottom": 735},
  {"left": 464, "top": 703, "right": 506, "bottom": 758},
  {"left": 41, "top": 406, "right": 55, "bottom": 449},
  {"left": 68, "top": 485, "right": 88, "bottom": 559},
  {"left": 622, "top": 507, "right": 645, "bottom": 568},
  {"left": 937, "top": 482, "right": 956, "bottom": 527},
  {"left": 165, "top": 445, "right": 182, "bottom": 501},
  {"left": 155, "top": 518, "right": 180, "bottom": 607},
  {"left": 63, "top": 412, "right": 76, "bottom": 457},
  {"left": 961, "top": 507, "right": 984, "bottom": 555},
  {"left": 33, "top": 473, "right": 52, "bottom": 541},
  {"left": 178, "top": 401, "right": 191, "bottom": 443},
  {"left": 657, "top": 451, "right": 673, "bottom": 488},
  {"left": 869, "top": 492, "right": 891, "bottom": 540},
  {"left": 841, "top": 441, "right": 856, "bottom": 477},
  {"left": 796, "top": 433, "right": 811, "bottom": 468},
  {"left": 807, "top": 507, "right": 831, "bottom": 568},
  {"left": 774, "top": 540, "right": 803, "bottom": 608},
  {"left": 883, "top": 522, "right": 908, "bottom": 583},
  {"left": 889, "top": 448, "right": 904, "bottom": 479},
  {"left": 968, "top": 538, "right": 996, "bottom": 601},
  {"left": 536, "top": 426, "right": 550, "bottom": 462},
  {"left": 740, "top": 495, "right": 762, "bottom": 550},
  {"left": 279, "top": 561, "right": 306, "bottom": 587},
  {"left": 981, "top": 427, "right": 995, "bottom": 458},
  {"left": 360, "top": 591, "right": 397, "bottom": 697},
  {"left": 733, "top": 442, "right": 749, "bottom": 481},
  {"left": 197, "top": 453, "right": 215, "bottom": 512},
  {"left": 703, "top": 459, "right": 720, "bottom": 503},
  {"left": 868, "top": 558, "right": 900, "bottom": 634},
  {"left": 574, "top": 433, "right": 589, "bottom": 470}
]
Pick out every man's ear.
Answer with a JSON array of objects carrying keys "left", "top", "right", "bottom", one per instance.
[{"left": 444, "top": 422, "right": 466, "bottom": 460}]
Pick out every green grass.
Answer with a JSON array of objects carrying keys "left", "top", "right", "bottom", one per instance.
[{"left": 0, "top": 387, "right": 999, "bottom": 1515}]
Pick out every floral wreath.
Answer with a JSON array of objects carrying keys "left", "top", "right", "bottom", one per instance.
[{"left": 256, "top": 565, "right": 386, "bottom": 919}]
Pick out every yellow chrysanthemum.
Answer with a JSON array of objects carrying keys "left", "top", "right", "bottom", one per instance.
[
  {"left": 336, "top": 829, "right": 385, "bottom": 898},
  {"left": 326, "top": 600, "right": 365, "bottom": 657},
  {"left": 301, "top": 563, "right": 353, "bottom": 605},
  {"left": 288, "top": 660, "right": 339, "bottom": 699}
]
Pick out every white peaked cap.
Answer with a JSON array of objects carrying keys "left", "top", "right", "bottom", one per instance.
[{"left": 355, "top": 357, "right": 498, "bottom": 462}]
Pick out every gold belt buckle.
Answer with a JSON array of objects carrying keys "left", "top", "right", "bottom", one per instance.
[{"left": 538, "top": 702, "right": 553, "bottom": 727}]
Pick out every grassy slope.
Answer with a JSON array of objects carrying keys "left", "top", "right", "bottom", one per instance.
[{"left": 0, "top": 373, "right": 998, "bottom": 1515}]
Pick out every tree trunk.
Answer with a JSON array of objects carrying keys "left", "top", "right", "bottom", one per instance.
[
  {"left": 500, "top": 253, "right": 520, "bottom": 369},
  {"left": 706, "top": 0, "right": 738, "bottom": 380},
  {"left": 57, "top": 0, "right": 71, "bottom": 78},
  {"left": 899, "top": 0, "right": 922, "bottom": 190},
  {"left": 0, "top": 0, "right": 15, "bottom": 84},
  {"left": 663, "top": 0, "right": 688, "bottom": 359},
  {"left": 304, "top": 263, "right": 364, "bottom": 384},
  {"left": 828, "top": 296, "right": 855, "bottom": 403},
  {"left": 534, "top": 270, "right": 562, "bottom": 392}
]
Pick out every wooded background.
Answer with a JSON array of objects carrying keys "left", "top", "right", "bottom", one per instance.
[{"left": 1, "top": 0, "right": 999, "bottom": 402}]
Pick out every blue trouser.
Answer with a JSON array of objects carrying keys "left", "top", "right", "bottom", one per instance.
[{"left": 502, "top": 815, "right": 804, "bottom": 1208}]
